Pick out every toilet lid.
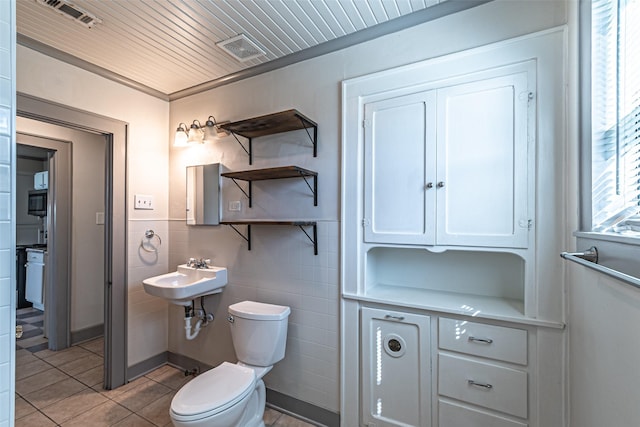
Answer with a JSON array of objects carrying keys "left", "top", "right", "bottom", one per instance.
[{"left": 171, "top": 362, "right": 256, "bottom": 418}]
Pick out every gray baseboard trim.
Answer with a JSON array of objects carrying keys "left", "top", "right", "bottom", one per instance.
[
  {"left": 127, "top": 352, "right": 168, "bottom": 381},
  {"left": 70, "top": 324, "right": 104, "bottom": 346},
  {"left": 167, "top": 351, "right": 213, "bottom": 374},
  {"left": 266, "top": 388, "right": 340, "bottom": 427}
]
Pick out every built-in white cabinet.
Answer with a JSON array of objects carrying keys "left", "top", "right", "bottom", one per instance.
[
  {"left": 438, "top": 318, "right": 529, "bottom": 426},
  {"left": 363, "top": 69, "right": 530, "bottom": 249},
  {"left": 342, "top": 30, "right": 566, "bottom": 427},
  {"left": 361, "top": 307, "right": 431, "bottom": 427},
  {"left": 359, "top": 308, "right": 532, "bottom": 427}
]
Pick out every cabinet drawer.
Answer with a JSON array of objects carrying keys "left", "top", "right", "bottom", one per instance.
[
  {"left": 439, "top": 318, "right": 527, "bottom": 365},
  {"left": 438, "top": 354, "right": 527, "bottom": 418},
  {"left": 439, "top": 400, "right": 528, "bottom": 427}
]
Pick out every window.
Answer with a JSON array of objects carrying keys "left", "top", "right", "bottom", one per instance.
[{"left": 590, "top": 0, "right": 640, "bottom": 234}]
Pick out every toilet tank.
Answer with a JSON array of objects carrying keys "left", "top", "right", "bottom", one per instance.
[{"left": 228, "top": 301, "right": 291, "bottom": 367}]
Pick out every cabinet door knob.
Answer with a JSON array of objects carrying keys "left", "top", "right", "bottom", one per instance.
[
  {"left": 437, "top": 181, "right": 445, "bottom": 188},
  {"left": 425, "top": 182, "right": 434, "bottom": 189}
]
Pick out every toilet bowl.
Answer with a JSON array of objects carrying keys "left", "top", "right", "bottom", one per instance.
[
  {"left": 170, "top": 362, "right": 263, "bottom": 427},
  {"left": 170, "top": 301, "right": 290, "bottom": 427}
]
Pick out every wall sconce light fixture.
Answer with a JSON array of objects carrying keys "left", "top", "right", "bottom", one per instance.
[
  {"left": 203, "top": 116, "right": 230, "bottom": 143},
  {"left": 174, "top": 116, "right": 230, "bottom": 147},
  {"left": 187, "top": 120, "right": 205, "bottom": 144},
  {"left": 174, "top": 123, "right": 189, "bottom": 147}
]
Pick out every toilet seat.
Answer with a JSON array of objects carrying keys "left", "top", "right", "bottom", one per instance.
[{"left": 171, "top": 362, "right": 256, "bottom": 422}]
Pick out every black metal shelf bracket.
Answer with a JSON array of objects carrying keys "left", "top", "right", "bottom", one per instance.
[
  {"left": 228, "top": 178, "right": 253, "bottom": 207},
  {"left": 226, "top": 224, "right": 252, "bottom": 250},
  {"left": 300, "top": 174, "right": 317, "bottom": 206},
  {"left": 295, "top": 113, "right": 317, "bottom": 158},
  {"left": 230, "top": 132, "right": 253, "bottom": 164},
  {"left": 298, "top": 224, "right": 318, "bottom": 255}
]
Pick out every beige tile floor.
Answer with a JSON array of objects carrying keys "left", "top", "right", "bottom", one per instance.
[{"left": 15, "top": 335, "right": 316, "bottom": 426}]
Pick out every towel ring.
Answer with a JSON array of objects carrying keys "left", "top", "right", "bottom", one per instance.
[{"left": 140, "top": 229, "right": 161, "bottom": 253}]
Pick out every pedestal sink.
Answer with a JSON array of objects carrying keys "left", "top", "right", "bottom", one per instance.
[{"left": 142, "top": 264, "right": 228, "bottom": 306}]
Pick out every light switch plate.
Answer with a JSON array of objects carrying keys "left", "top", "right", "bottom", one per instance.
[{"left": 134, "top": 194, "right": 154, "bottom": 210}]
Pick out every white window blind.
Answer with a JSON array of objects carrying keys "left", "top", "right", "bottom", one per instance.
[{"left": 591, "top": 0, "right": 640, "bottom": 233}]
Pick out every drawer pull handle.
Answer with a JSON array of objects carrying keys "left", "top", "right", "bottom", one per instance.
[
  {"left": 468, "top": 336, "right": 493, "bottom": 344},
  {"left": 468, "top": 380, "right": 493, "bottom": 389},
  {"left": 384, "top": 315, "right": 405, "bottom": 321}
]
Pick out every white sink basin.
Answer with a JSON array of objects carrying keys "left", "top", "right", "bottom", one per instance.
[{"left": 142, "top": 264, "right": 228, "bottom": 306}]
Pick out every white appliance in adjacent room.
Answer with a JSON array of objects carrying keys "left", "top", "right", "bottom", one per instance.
[
  {"left": 25, "top": 248, "right": 45, "bottom": 311},
  {"left": 34, "top": 170, "right": 48, "bottom": 190}
]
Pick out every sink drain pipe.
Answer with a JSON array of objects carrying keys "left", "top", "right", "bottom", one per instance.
[{"left": 184, "top": 297, "right": 214, "bottom": 340}]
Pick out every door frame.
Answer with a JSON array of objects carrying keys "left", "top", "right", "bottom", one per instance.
[{"left": 17, "top": 93, "right": 128, "bottom": 389}]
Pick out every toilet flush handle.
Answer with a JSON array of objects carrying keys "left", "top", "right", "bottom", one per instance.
[{"left": 227, "top": 315, "right": 234, "bottom": 323}]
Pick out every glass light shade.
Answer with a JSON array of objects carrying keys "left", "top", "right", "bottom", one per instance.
[
  {"left": 203, "top": 124, "right": 219, "bottom": 143},
  {"left": 174, "top": 125, "right": 189, "bottom": 147},
  {"left": 187, "top": 124, "right": 204, "bottom": 144}
]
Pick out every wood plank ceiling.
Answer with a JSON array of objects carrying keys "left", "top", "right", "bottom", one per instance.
[{"left": 16, "top": 0, "right": 444, "bottom": 98}]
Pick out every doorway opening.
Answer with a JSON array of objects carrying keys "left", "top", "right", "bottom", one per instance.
[{"left": 16, "top": 93, "right": 128, "bottom": 390}]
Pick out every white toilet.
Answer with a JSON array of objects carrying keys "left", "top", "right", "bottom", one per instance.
[{"left": 170, "top": 300, "right": 291, "bottom": 427}]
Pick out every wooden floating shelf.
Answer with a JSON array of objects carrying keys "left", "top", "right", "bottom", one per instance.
[
  {"left": 222, "top": 166, "right": 317, "bottom": 181},
  {"left": 221, "top": 221, "right": 318, "bottom": 255},
  {"left": 220, "top": 109, "right": 318, "bottom": 164},
  {"left": 221, "top": 220, "right": 317, "bottom": 226},
  {"left": 222, "top": 166, "right": 318, "bottom": 207},
  {"left": 221, "top": 110, "right": 317, "bottom": 138}
]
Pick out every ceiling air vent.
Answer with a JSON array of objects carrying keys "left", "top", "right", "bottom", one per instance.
[
  {"left": 216, "top": 34, "right": 265, "bottom": 62},
  {"left": 36, "top": 0, "right": 102, "bottom": 28}
]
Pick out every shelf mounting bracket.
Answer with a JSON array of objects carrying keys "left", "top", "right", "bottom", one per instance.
[
  {"left": 229, "top": 132, "right": 253, "bottom": 164},
  {"left": 226, "top": 224, "right": 251, "bottom": 250},
  {"left": 300, "top": 174, "right": 318, "bottom": 206},
  {"left": 228, "top": 178, "right": 253, "bottom": 207},
  {"left": 298, "top": 223, "right": 318, "bottom": 255},
  {"left": 295, "top": 113, "right": 317, "bottom": 158}
]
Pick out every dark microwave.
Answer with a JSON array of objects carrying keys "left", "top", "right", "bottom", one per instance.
[{"left": 28, "top": 190, "right": 47, "bottom": 217}]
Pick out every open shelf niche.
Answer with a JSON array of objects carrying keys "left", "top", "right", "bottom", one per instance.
[{"left": 361, "top": 246, "right": 528, "bottom": 323}]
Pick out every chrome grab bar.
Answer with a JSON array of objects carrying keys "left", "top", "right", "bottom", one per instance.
[
  {"left": 561, "top": 246, "right": 598, "bottom": 263},
  {"left": 561, "top": 246, "right": 640, "bottom": 290}
]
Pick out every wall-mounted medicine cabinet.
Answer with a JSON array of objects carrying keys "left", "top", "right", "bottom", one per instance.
[{"left": 186, "top": 163, "right": 220, "bottom": 225}]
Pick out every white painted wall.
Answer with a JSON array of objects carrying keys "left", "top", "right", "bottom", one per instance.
[
  {"left": 0, "top": 1, "right": 15, "bottom": 425},
  {"left": 16, "top": 46, "right": 171, "bottom": 367},
  {"left": 168, "top": 0, "right": 568, "bottom": 414},
  {"left": 567, "top": 264, "right": 640, "bottom": 426}
]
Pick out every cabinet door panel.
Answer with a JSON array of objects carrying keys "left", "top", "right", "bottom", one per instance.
[
  {"left": 361, "top": 307, "right": 431, "bottom": 427},
  {"left": 438, "top": 353, "right": 528, "bottom": 418},
  {"left": 439, "top": 318, "right": 528, "bottom": 365},
  {"left": 439, "top": 400, "right": 528, "bottom": 427},
  {"left": 364, "top": 91, "right": 437, "bottom": 244},
  {"left": 436, "top": 72, "right": 529, "bottom": 248}
]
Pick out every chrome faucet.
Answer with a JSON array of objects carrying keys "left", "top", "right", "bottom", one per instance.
[{"left": 187, "top": 257, "right": 210, "bottom": 269}]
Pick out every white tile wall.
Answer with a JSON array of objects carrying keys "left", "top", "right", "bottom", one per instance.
[
  {"left": 127, "top": 220, "right": 170, "bottom": 367},
  {"left": 0, "top": 1, "right": 14, "bottom": 425},
  {"left": 168, "top": 220, "right": 341, "bottom": 411}
]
